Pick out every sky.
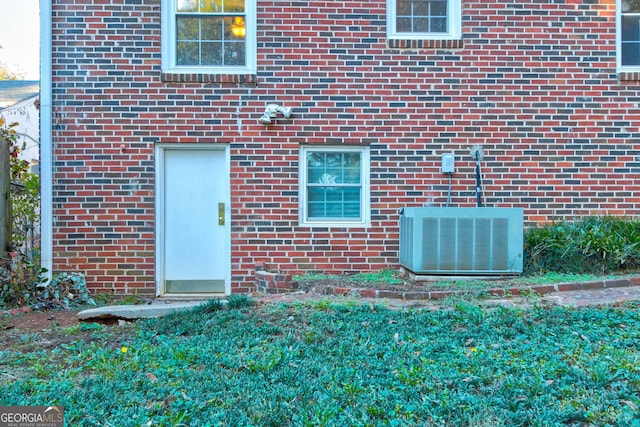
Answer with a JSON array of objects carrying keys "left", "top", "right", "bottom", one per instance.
[{"left": 0, "top": 0, "right": 40, "bottom": 80}]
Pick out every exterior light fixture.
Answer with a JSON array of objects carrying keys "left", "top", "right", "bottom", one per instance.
[{"left": 259, "top": 104, "right": 293, "bottom": 125}]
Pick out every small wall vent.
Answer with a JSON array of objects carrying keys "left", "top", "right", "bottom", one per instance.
[{"left": 399, "top": 207, "right": 524, "bottom": 275}]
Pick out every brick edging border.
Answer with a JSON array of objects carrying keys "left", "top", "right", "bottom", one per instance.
[
  {"left": 319, "top": 276, "right": 640, "bottom": 301},
  {"left": 1, "top": 306, "right": 33, "bottom": 317}
]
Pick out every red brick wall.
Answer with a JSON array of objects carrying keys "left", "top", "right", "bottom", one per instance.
[{"left": 51, "top": 0, "right": 640, "bottom": 294}]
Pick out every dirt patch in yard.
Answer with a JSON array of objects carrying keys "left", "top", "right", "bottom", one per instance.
[
  {"left": 0, "top": 309, "right": 136, "bottom": 353},
  {"left": 2, "top": 309, "right": 80, "bottom": 331}
]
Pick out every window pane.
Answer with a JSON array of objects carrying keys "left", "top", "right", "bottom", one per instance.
[
  {"left": 623, "top": 0, "right": 640, "bottom": 13},
  {"left": 308, "top": 187, "right": 328, "bottom": 217},
  {"left": 396, "top": 17, "right": 412, "bottom": 32},
  {"left": 343, "top": 188, "right": 361, "bottom": 217},
  {"left": 225, "top": 0, "right": 245, "bottom": 13},
  {"left": 622, "top": 15, "right": 640, "bottom": 42},
  {"left": 322, "top": 168, "right": 341, "bottom": 183},
  {"left": 177, "top": 42, "right": 199, "bottom": 65},
  {"left": 177, "top": 17, "right": 200, "bottom": 40},
  {"left": 308, "top": 202, "right": 325, "bottom": 217},
  {"left": 177, "top": 0, "right": 198, "bottom": 12},
  {"left": 622, "top": 42, "right": 640, "bottom": 65},
  {"left": 224, "top": 41, "right": 246, "bottom": 65},
  {"left": 343, "top": 152, "right": 361, "bottom": 166},
  {"left": 308, "top": 187, "right": 325, "bottom": 200},
  {"left": 307, "top": 152, "right": 325, "bottom": 170},
  {"left": 307, "top": 152, "right": 323, "bottom": 168},
  {"left": 431, "top": 0, "right": 447, "bottom": 16},
  {"left": 396, "top": 0, "right": 412, "bottom": 15},
  {"left": 307, "top": 169, "right": 324, "bottom": 183},
  {"left": 201, "top": 42, "right": 223, "bottom": 65},
  {"left": 326, "top": 189, "right": 343, "bottom": 202},
  {"left": 342, "top": 153, "right": 361, "bottom": 184},
  {"left": 413, "top": 1, "right": 429, "bottom": 16},
  {"left": 324, "top": 202, "right": 341, "bottom": 217},
  {"left": 343, "top": 203, "right": 361, "bottom": 217},
  {"left": 224, "top": 16, "right": 246, "bottom": 40},
  {"left": 201, "top": 17, "right": 223, "bottom": 40},
  {"left": 199, "top": 0, "right": 222, "bottom": 12},
  {"left": 343, "top": 170, "right": 361, "bottom": 184},
  {"left": 325, "top": 153, "right": 341, "bottom": 167},
  {"left": 414, "top": 17, "right": 430, "bottom": 32},
  {"left": 431, "top": 17, "right": 447, "bottom": 33}
]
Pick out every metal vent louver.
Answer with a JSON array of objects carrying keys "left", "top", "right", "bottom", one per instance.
[{"left": 399, "top": 207, "right": 524, "bottom": 275}]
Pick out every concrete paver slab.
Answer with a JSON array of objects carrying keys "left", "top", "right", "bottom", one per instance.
[
  {"left": 77, "top": 301, "right": 206, "bottom": 320},
  {"left": 540, "top": 285, "right": 640, "bottom": 307}
]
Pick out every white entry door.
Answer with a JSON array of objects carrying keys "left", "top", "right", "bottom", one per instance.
[{"left": 156, "top": 145, "right": 230, "bottom": 295}]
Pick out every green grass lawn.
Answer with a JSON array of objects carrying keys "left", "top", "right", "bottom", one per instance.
[{"left": 2, "top": 299, "right": 640, "bottom": 426}]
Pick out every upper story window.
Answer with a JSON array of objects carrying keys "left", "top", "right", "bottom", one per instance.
[
  {"left": 619, "top": 0, "right": 640, "bottom": 71},
  {"left": 299, "top": 146, "right": 371, "bottom": 228},
  {"left": 162, "top": 0, "right": 256, "bottom": 75},
  {"left": 387, "top": 0, "right": 461, "bottom": 40}
]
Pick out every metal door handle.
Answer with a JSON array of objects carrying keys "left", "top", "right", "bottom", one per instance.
[{"left": 218, "top": 203, "right": 225, "bottom": 226}]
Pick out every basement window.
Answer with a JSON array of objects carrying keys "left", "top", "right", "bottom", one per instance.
[{"left": 299, "top": 146, "right": 371, "bottom": 228}]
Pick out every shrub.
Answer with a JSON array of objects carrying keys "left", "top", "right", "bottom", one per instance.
[
  {"left": 1, "top": 118, "right": 40, "bottom": 256},
  {"left": 0, "top": 253, "right": 44, "bottom": 308},
  {"left": 0, "top": 118, "right": 42, "bottom": 308},
  {"left": 38, "top": 272, "right": 95, "bottom": 309},
  {"left": 11, "top": 162, "right": 39, "bottom": 256},
  {"left": 524, "top": 216, "right": 640, "bottom": 275},
  {"left": 0, "top": 262, "right": 95, "bottom": 310}
]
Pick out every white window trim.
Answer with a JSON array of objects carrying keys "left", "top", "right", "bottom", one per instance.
[
  {"left": 387, "top": 0, "right": 462, "bottom": 40},
  {"left": 617, "top": 0, "right": 640, "bottom": 73},
  {"left": 299, "top": 146, "right": 371, "bottom": 228},
  {"left": 161, "top": 0, "right": 257, "bottom": 75}
]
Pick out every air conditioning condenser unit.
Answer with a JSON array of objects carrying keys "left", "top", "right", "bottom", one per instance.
[{"left": 399, "top": 207, "right": 524, "bottom": 275}]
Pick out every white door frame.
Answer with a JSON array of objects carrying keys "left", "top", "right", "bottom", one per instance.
[{"left": 155, "top": 144, "right": 231, "bottom": 297}]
